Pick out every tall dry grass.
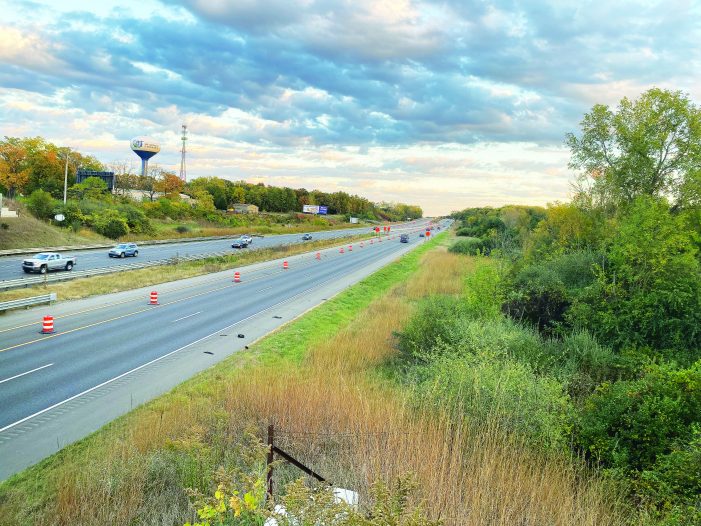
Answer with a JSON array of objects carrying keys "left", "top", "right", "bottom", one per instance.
[{"left": 1, "top": 249, "right": 626, "bottom": 525}]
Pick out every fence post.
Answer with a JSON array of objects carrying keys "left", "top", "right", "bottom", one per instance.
[{"left": 267, "top": 423, "right": 274, "bottom": 500}]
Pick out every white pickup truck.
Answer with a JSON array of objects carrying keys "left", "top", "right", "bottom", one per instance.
[{"left": 22, "top": 252, "right": 77, "bottom": 274}]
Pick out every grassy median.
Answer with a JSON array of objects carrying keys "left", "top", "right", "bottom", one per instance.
[{"left": 0, "top": 232, "right": 626, "bottom": 525}]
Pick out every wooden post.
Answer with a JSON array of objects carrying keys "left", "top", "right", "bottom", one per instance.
[{"left": 267, "top": 423, "right": 274, "bottom": 500}]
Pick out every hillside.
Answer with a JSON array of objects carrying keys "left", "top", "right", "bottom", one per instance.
[{"left": 0, "top": 213, "right": 110, "bottom": 251}]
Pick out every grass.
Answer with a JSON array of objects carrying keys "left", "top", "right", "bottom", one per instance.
[
  {"left": 122, "top": 215, "right": 370, "bottom": 242},
  {"left": 0, "top": 233, "right": 373, "bottom": 304},
  {"left": 0, "top": 214, "right": 109, "bottom": 250},
  {"left": 0, "top": 232, "right": 627, "bottom": 524}
]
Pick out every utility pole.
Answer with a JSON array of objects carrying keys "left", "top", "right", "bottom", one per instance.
[
  {"left": 179, "top": 124, "right": 187, "bottom": 182},
  {"left": 63, "top": 149, "right": 69, "bottom": 204}
]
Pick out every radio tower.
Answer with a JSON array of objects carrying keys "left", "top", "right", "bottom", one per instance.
[{"left": 179, "top": 124, "right": 187, "bottom": 182}]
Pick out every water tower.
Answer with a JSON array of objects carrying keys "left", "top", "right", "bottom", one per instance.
[{"left": 130, "top": 136, "right": 160, "bottom": 177}]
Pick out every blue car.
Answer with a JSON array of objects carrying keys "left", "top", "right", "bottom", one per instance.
[{"left": 109, "top": 243, "right": 139, "bottom": 258}]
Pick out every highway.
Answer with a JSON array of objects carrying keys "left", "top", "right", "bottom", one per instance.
[
  {"left": 0, "top": 219, "right": 447, "bottom": 479},
  {"left": 0, "top": 222, "right": 424, "bottom": 282}
]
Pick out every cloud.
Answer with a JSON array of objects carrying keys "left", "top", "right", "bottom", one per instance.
[{"left": 0, "top": 0, "right": 700, "bottom": 213}]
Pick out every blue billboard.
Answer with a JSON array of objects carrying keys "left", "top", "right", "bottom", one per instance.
[{"left": 318, "top": 206, "right": 328, "bottom": 215}]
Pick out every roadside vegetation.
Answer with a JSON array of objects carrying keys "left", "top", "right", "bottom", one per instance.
[
  {"left": 445, "top": 88, "right": 701, "bottom": 524},
  {"left": 0, "top": 233, "right": 626, "bottom": 525},
  {"left": 0, "top": 136, "right": 422, "bottom": 247}
]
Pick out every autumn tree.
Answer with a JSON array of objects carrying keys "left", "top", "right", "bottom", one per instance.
[{"left": 0, "top": 139, "right": 30, "bottom": 197}]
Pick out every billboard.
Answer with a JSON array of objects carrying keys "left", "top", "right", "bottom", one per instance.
[{"left": 303, "top": 204, "right": 328, "bottom": 215}]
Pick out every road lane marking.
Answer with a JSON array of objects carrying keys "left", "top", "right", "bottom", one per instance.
[
  {"left": 0, "top": 270, "right": 350, "bottom": 434},
  {"left": 0, "top": 235, "right": 388, "bottom": 345},
  {"left": 0, "top": 241, "right": 364, "bottom": 334},
  {"left": 256, "top": 286, "right": 274, "bottom": 293},
  {"left": 172, "top": 312, "right": 201, "bottom": 323},
  {"left": 0, "top": 363, "right": 53, "bottom": 385}
]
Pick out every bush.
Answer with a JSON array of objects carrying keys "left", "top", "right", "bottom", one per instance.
[
  {"left": 175, "top": 225, "right": 190, "bottom": 234},
  {"left": 25, "top": 189, "right": 57, "bottom": 220},
  {"left": 504, "top": 251, "right": 599, "bottom": 334},
  {"left": 576, "top": 361, "right": 701, "bottom": 473},
  {"left": 449, "top": 237, "right": 489, "bottom": 255},
  {"left": 93, "top": 210, "right": 130, "bottom": 239},
  {"left": 569, "top": 197, "right": 701, "bottom": 351},
  {"left": 413, "top": 349, "right": 572, "bottom": 451}
]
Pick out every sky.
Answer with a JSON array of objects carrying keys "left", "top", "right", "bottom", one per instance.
[{"left": 1, "top": 1, "right": 700, "bottom": 215}]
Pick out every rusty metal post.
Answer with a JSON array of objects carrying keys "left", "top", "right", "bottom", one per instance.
[{"left": 267, "top": 423, "right": 274, "bottom": 500}]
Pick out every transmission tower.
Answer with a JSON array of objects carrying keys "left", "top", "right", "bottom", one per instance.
[{"left": 179, "top": 124, "right": 187, "bottom": 182}]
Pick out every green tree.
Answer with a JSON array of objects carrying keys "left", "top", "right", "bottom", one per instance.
[{"left": 566, "top": 88, "right": 701, "bottom": 209}]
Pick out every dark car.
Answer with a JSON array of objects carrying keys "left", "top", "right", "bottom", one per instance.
[
  {"left": 231, "top": 237, "right": 249, "bottom": 248},
  {"left": 302, "top": 233, "right": 313, "bottom": 240},
  {"left": 400, "top": 234, "right": 409, "bottom": 243},
  {"left": 419, "top": 232, "right": 425, "bottom": 237}
]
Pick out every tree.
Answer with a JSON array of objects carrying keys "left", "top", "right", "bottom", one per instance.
[
  {"left": 0, "top": 140, "right": 30, "bottom": 198},
  {"left": 566, "top": 88, "right": 701, "bottom": 209},
  {"left": 155, "top": 171, "right": 184, "bottom": 198}
]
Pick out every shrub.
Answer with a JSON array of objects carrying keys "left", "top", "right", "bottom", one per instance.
[
  {"left": 0, "top": 223, "right": 8, "bottom": 230},
  {"left": 449, "top": 237, "right": 489, "bottom": 255},
  {"left": 175, "top": 225, "right": 190, "bottom": 234},
  {"left": 413, "top": 350, "right": 572, "bottom": 451},
  {"left": 463, "top": 260, "right": 504, "bottom": 319},
  {"left": 93, "top": 210, "right": 130, "bottom": 239},
  {"left": 395, "top": 295, "right": 468, "bottom": 365},
  {"left": 504, "top": 251, "right": 599, "bottom": 334},
  {"left": 25, "top": 189, "right": 57, "bottom": 220},
  {"left": 576, "top": 361, "right": 701, "bottom": 473},
  {"left": 569, "top": 197, "right": 701, "bottom": 351}
]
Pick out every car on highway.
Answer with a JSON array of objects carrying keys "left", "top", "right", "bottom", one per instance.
[
  {"left": 231, "top": 237, "right": 249, "bottom": 248},
  {"left": 22, "top": 252, "right": 76, "bottom": 274},
  {"left": 240, "top": 234, "right": 253, "bottom": 244},
  {"left": 302, "top": 233, "right": 312, "bottom": 240},
  {"left": 400, "top": 234, "right": 409, "bottom": 243},
  {"left": 419, "top": 232, "right": 425, "bottom": 237},
  {"left": 108, "top": 243, "right": 139, "bottom": 258}
]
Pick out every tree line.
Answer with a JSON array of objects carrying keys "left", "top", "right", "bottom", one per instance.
[{"left": 0, "top": 137, "right": 422, "bottom": 221}]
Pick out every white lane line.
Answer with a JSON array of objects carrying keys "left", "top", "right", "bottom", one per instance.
[
  {"left": 172, "top": 312, "right": 201, "bottom": 323},
  {"left": 0, "top": 363, "right": 53, "bottom": 385},
  {"left": 0, "top": 264, "right": 369, "bottom": 435},
  {"left": 256, "top": 286, "right": 274, "bottom": 293}
]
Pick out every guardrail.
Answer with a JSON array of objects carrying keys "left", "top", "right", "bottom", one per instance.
[
  {"left": 0, "top": 293, "right": 57, "bottom": 312},
  {"left": 0, "top": 233, "right": 359, "bottom": 292}
]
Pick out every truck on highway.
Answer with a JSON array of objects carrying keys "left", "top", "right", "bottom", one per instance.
[{"left": 22, "top": 252, "right": 77, "bottom": 274}]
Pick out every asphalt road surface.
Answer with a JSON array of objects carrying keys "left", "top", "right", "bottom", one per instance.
[
  {"left": 0, "top": 219, "right": 449, "bottom": 479},
  {"left": 0, "top": 221, "right": 429, "bottom": 282}
]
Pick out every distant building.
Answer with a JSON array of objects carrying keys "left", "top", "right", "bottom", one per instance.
[{"left": 230, "top": 203, "right": 259, "bottom": 214}]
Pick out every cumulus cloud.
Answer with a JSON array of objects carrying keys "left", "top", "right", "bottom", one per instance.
[{"left": 0, "top": 0, "right": 699, "bottom": 213}]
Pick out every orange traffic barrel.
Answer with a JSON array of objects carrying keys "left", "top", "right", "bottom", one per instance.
[
  {"left": 283, "top": 260, "right": 289, "bottom": 269},
  {"left": 234, "top": 271, "right": 241, "bottom": 283},
  {"left": 316, "top": 252, "right": 321, "bottom": 260},
  {"left": 41, "top": 315, "right": 54, "bottom": 334},
  {"left": 149, "top": 291, "right": 159, "bottom": 305},
  {"left": 339, "top": 247, "right": 345, "bottom": 254}
]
